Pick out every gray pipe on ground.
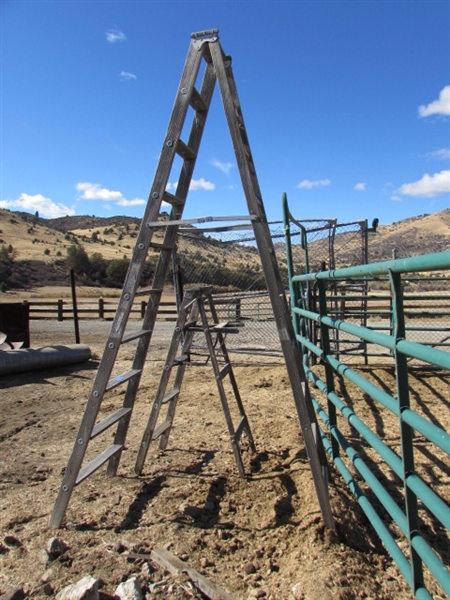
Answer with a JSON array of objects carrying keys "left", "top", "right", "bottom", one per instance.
[{"left": 0, "top": 344, "right": 92, "bottom": 376}]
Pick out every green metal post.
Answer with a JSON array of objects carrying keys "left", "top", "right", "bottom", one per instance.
[
  {"left": 389, "top": 269, "right": 424, "bottom": 594},
  {"left": 317, "top": 280, "right": 339, "bottom": 459}
]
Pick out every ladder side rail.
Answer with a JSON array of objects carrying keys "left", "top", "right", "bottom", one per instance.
[
  {"left": 134, "top": 292, "right": 200, "bottom": 475},
  {"left": 158, "top": 291, "right": 205, "bottom": 452},
  {"left": 49, "top": 39, "right": 208, "bottom": 529},
  {"left": 156, "top": 350, "right": 190, "bottom": 452},
  {"left": 209, "top": 41, "right": 335, "bottom": 530},
  {"left": 98, "top": 35, "right": 207, "bottom": 382},
  {"left": 198, "top": 298, "right": 247, "bottom": 477},
  {"left": 134, "top": 294, "right": 197, "bottom": 473},
  {"left": 205, "top": 294, "right": 256, "bottom": 451},
  {"left": 107, "top": 53, "right": 218, "bottom": 476}
]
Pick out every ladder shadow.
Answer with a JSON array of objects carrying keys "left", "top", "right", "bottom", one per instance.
[
  {"left": 184, "top": 449, "right": 217, "bottom": 475},
  {"left": 120, "top": 475, "right": 167, "bottom": 530},
  {"left": 273, "top": 473, "right": 297, "bottom": 526}
]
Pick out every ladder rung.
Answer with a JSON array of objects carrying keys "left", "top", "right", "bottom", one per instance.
[
  {"left": 91, "top": 408, "right": 132, "bottom": 438},
  {"left": 152, "top": 420, "right": 171, "bottom": 440},
  {"left": 212, "top": 321, "right": 231, "bottom": 330},
  {"left": 106, "top": 369, "right": 141, "bottom": 392},
  {"left": 176, "top": 139, "right": 196, "bottom": 161},
  {"left": 234, "top": 416, "right": 246, "bottom": 442},
  {"left": 163, "top": 191, "right": 185, "bottom": 207},
  {"left": 162, "top": 388, "right": 180, "bottom": 404},
  {"left": 184, "top": 326, "right": 203, "bottom": 332},
  {"left": 218, "top": 363, "right": 231, "bottom": 380},
  {"left": 190, "top": 87, "right": 208, "bottom": 112},
  {"left": 211, "top": 322, "right": 240, "bottom": 334},
  {"left": 149, "top": 241, "right": 175, "bottom": 251},
  {"left": 76, "top": 444, "right": 122, "bottom": 485},
  {"left": 174, "top": 354, "right": 190, "bottom": 365},
  {"left": 135, "top": 287, "right": 163, "bottom": 297},
  {"left": 121, "top": 329, "right": 152, "bottom": 344}
]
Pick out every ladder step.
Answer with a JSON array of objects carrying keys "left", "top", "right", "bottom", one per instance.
[
  {"left": 186, "top": 324, "right": 239, "bottom": 334},
  {"left": 76, "top": 444, "right": 122, "bottom": 485},
  {"left": 162, "top": 388, "right": 180, "bottom": 404},
  {"left": 149, "top": 241, "right": 175, "bottom": 251},
  {"left": 176, "top": 139, "right": 196, "bottom": 161},
  {"left": 135, "top": 287, "right": 163, "bottom": 297},
  {"left": 218, "top": 363, "right": 231, "bottom": 380},
  {"left": 163, "top": 190, "right": 185, "bottom": 207},
  {"left": 91, "top": 408, "right": 132, "bottom": 439},
  {"left": 174, "top": 354, "right": 190, "bottom": 365},
  {"left": 212, "top": 321, "right": 230, "bottom": 330},
  {"left": 184, "top": 325, "right": 204, "bottom": 332},
  {"left": 211, "top": 322, "right": 240, "bottom": 334},
  {"left": 190, "top": 87, "right": 208, "bottom": 112},
  {"left": 106, "top": 369, "right": 141, "bottom": 392},
  {"left": 122, "top": 329, "right": 152, "bottom": 344},
  {"left": 152, "top": 420, "right": 171, "bottom": 440}
]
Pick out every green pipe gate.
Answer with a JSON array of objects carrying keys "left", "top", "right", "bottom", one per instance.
[{"left": 283, "top": 194, "right": 450, "bottom": 599}]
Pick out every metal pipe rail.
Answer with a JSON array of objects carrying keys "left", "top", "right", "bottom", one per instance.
[{"left": 282, "top": 193, "right": 450, "bottom": 599}]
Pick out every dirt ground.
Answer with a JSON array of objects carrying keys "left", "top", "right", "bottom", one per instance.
[{"left": 0, "top": 320, "right": 448, "bottom": 599}]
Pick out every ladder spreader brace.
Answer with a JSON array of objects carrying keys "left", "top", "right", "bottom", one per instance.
[{"left": 50, "top": 29, "right": 334, "bottom": 530}]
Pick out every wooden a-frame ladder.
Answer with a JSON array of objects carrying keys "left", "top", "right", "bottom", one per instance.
[
  {"left": 135, "top": 285, "right": 256, "bottom": 479},
  {"left": 50, "top": 29, "right": 334, "bottom": 530}
]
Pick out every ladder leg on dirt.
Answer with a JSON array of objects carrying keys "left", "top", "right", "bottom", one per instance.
[
  {"left": 208, "top": 40, "right": 334, "bottom": 529},
  {"left": 136, "top": 286, "right": 255, "bottom": 478},
  {"left": 50, "top": 29, "right": 333, "bottom": 530}
]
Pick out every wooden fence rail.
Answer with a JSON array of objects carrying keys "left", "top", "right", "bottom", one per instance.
[{"left": 20, "top": 299, "right": 179, "bottom": 321}]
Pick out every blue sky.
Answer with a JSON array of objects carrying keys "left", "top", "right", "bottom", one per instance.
[{"left": 1, "top": 0, "right": 449, "bottom": 226}]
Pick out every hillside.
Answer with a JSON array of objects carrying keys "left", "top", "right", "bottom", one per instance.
[
  {"left": 0, "top": 208, "right": 448, "bottom": 291},
  {"left": 369, "top": 210, "right": 450, "bottom": 261}
]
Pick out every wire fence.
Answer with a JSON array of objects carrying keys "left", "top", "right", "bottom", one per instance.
[
  {"left": 173, "top": 218, "right": 369, "bottom": 355},
  {"left": 167, "top": 216, "right": 449, "bottom": 360}
]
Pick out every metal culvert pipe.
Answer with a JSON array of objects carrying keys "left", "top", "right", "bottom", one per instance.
[{"left": 0, "top": 344, "right": 92, "bottom": 376}]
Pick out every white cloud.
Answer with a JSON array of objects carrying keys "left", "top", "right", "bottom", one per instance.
[
  {"left": 297, "top": 178, "right": 331, "bottom": 189},
  {"left": 418, "top": 85, "right": 450, "bottom": 117},
  {"left": 167, "top": 179, "right": 215, "bottom": 191},
  {"left": 116, "top": 198, "right": 146, "bottom": 207},
  {"left": 395, "top": 170, "right": 450, "bottom": 198},
  {"left": 120, "top": 71, "right": 137, "bottom": 81},
  {"left": 190, "top": 178, "right": 215, "bottom": 191},
  {"left": 106, "top": 28, "right": 126, "bottom": 43},
  {"left": 423, "top": 148, "right": 450, "bottom": 161},
  {"left": 211, "top": 159, "right": 234, "bottom": 175},
  {"left": 76, "top": 182, "right": 146, "bottom": 207},
  {"left": 354, "top": 182, "right": 367, "bottom": 191},
  {"left": 0, "top": 193, "right": 75, "bottom": 218},
  {"left": 77, "top": 182, "right": 123, "bottom": 201}
]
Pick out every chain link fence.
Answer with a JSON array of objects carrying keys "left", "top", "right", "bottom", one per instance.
[{"left": 170, "top": 218, "right": 368, "bottom": 355}]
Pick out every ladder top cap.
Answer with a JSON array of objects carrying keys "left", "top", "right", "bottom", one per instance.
[
  {"left": 191, "top": 29, "right": 219, "bottom": 49},
  {"left": 191, "top": 29, "right": 219, "bottom": 39}
]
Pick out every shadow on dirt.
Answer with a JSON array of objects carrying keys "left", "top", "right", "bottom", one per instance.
[
  {"left": 0, "top": 359, "right": 99, "bottom": 390},
  {"left": 120, "top": 475, "right": 167, "bottom": 530}
]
